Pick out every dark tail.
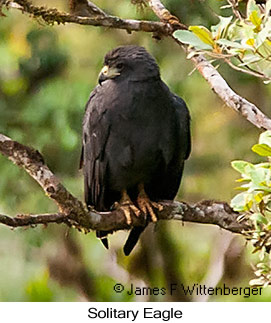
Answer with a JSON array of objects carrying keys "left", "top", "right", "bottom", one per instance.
[
  {"left": 96, "top": 231, "right": 109, "bottom": 249},
  {"left": 123, "top": 226, "right": 146, "bottom": 256}
]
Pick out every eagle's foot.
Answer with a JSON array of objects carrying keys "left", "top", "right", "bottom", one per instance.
[
  {"left": 121, "top": 204, "right": 141, "bottom": 225},
  {"left": 137, "top": 196, "right": 162, "bottom": 222},
  {"left": 137, "top": 184, "right": 163, "bottom": 222},
  {"left": 115, "top": 190, "right": 141, "bottom": 225}
]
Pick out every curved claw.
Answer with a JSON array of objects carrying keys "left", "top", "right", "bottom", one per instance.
[
  {"left": 137, "top": 183, "right": 163, "bottom": 222},
  {"left": 115, "top": 190, "right": 141, "bottom": 225},
  {"left": 121, "top": 204, "right": 140, "bottom": 225}
]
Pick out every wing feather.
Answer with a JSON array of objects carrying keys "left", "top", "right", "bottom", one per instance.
[{"left": 81, "top": 87, "right": 111, "bottom": 211}]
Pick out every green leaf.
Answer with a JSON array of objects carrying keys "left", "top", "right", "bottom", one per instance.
[
  {"left": 254, "top": 192, "right": 264, "bottom": 203},
  {"left": 230, "top": 192, "right": 253, "bottom": 212},
  {"left": 227, "top": 21, "right": 242, "bottom": 40},
  {"left": 231, "top": 160, "right": 254, "bottom": 174},
  {"left": 235, "top": 177, "right": 250, "bottom": 183},
  {"left": 256, "top": 25, "right": 270, "bottom": 47},
  {"left": 216, "top": 39, "right": 243, "bottom": 49},
  {"left": 234, "top": 185, "right": 249, "bottom": 191},
  {"left": 248, "top": 166, "right": 267, "bottom": 185},
  {"left": 238, "top": 20, "right": 257, "bottom": 41},
  {"left": 247, "top": 0, "right": 261, "bottom": 18},
  {"left": 249, "top": 278, "right": 265, "bottom": 286},
  {"left": 173, "top": 30, "right": 213, "bottom": 50},
  {"left": 246, "top": 38, "right": 255, "bottom": 46},
  {"left": 259, "top": 131, "right": 271, "bottom": 147},
  {"left": 251, "top": 213, "right": 268, "bottom": 225},
  {"left": 188, "top": 26, "right": 215, "bottom": 46},
  {"left": 252, "top": 143, "right": 271, "bottom": 156},
  {"left": 238, "top": 53, "right": 261, "bottom": 65},
  {"left": 249, "top": 10, "right": 262, "bottom": 29},
  {"left": 259, "top": 247, "right": 266, "bottom": 261},
  {"left": 211, "top": 15, "right": 233, "bottom": 39}
]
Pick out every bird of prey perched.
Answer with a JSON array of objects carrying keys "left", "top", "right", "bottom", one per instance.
[{"left": 81, "top": 45, "right": 191, "bottom": 255}]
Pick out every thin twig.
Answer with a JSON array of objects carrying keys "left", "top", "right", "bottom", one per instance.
[
  {"left": 225, "top": 57, "right": 271, "bottom": 80},
  {"left": 226, "top": 0, "right": 243, "bottom": 20}
]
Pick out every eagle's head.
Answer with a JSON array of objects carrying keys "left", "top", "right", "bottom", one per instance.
[{"left": 98, "top": 45, "right": 160, "bottom": 84}]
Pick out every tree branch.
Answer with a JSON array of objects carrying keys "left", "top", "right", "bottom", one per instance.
[
  {"left": 188, "top": 54, "right": 271, "bottom": 130},
  {"left": 0, "top": 200, "right": 251, "bottom": 234},
  {"left": 0, "top": 133, "right": 252, "bottom": 235},
  {"left": 4, "top": 0, "right": 173, "bottom": 35},
  {"left": 147, "top": 0, "right": 187, "bottom": 29},
  {"left": 0, "top": 212, "right": 67, "bottom": 227}
]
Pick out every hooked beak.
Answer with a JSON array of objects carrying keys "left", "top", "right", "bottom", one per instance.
[{"left": 98, "top": 65, "right": 120, "bottom": 85}]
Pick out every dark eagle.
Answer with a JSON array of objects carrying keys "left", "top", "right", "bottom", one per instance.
[{"left": 81, "top": 45, "right": 191, "bottom": 255}]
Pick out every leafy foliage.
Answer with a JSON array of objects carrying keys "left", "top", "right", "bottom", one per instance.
[
  {"left": 231, "top": 131, "right": 271, "bottom": 286},
  {"left": 174, "top": 0, "right": 271, "bottom": 83}
]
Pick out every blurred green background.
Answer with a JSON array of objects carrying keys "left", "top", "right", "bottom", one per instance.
[{"left": 0, "top": 0, "right": 271, "bottom": 301}]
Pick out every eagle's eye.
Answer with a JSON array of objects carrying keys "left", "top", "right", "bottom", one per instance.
[{"left": 116, "top": 63, "right": 124, "bottom": 70}]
